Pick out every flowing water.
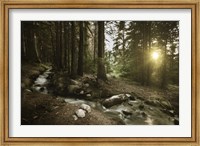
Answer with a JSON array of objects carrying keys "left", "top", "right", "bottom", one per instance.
[
  {"left": 31, "top": 67, "right": 176, "bottom": 125},
  {"left": 32, "top": 67, "right": 52, "bottom": 94}
]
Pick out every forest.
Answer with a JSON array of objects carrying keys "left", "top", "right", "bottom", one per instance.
[{"left": 21, "top": 21, "right": 179, "bottom": 125}]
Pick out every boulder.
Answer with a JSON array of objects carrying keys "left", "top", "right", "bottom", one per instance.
[
  {"left": 67, "top": 85, "right": 81, "bottom": 95},
  {"left": 75, "top": 109, "right": 86, "bottom": 118},
  {"left": 102, "top": 94, "right": 128, "bottom": 108},
  {"left": 80, "top": 104, "right": 91, "bottom": 113}
]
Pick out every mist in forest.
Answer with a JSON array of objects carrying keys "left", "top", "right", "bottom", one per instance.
[{"left": 21, "top": 21, "right": 179, "bottom": 125}]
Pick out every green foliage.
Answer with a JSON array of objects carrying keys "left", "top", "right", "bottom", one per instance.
[
  {"left": 22, "top": 21, "right": 179, "bottom": 88},
  {"left": 105, "top": 21, "right": 179, "bottom": 88}
]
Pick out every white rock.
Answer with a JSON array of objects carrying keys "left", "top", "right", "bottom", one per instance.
[
  {"left": 75, "top": 109, "right": 86, "bottom": 118},
  {"left": 25, "top": 89, "right": 32, "bottom": 92},
  {"left": 72, "top": 115, "right": 78, "bottom": 120},
  {"left": 84, "top": 83, "right": 89, "bottom": 87},
  {"left": 80, "top": 104, "right": 91, "bottom": 113},
  {"left": 125, "top": 94, "right": 132, "bottom": 98},
  {"left": 109, "top": 94, "right": 127, "bottom": 100},
  {"left": 86, "top": 94, "right": 91, "bottom": 97},
  {"left": 80, "top": 90, "right": 84, "bottom": 94},
  {"left": 70, "top": 79, "right": 80, "bottom": 85}
]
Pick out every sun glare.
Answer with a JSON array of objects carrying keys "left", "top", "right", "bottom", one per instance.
[{"left": 152, "top": 52, "right": 159, "bottom": 60}]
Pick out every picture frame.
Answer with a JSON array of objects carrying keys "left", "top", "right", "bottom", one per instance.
[{"left": 0, "top": 0, "right": 199, "bottom": 145}]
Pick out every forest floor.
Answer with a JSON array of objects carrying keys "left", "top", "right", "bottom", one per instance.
[{"left": 21, "top": 63, "right": 179, "bottom": 125}]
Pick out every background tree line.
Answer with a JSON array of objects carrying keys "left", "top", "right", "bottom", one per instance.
[{"left": 21, "top": 21, "right": 179, "bottom": 89}]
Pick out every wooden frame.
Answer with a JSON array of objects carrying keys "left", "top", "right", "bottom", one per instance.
[{"left": 0, "top": 0, "right": 199, "bottom": 145}]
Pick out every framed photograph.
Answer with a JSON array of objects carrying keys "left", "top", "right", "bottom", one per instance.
[{"left": 1, "top": 0, "right": 199, "bottom": 145}]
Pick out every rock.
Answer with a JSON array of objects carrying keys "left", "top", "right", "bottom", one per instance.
[
  {"left": 72, "top": 115, "right": 78, "bottom": 121},
  {"left": 145, "top": 117, "right": 154, "bottom": 125},
  {"left": 174, "top": 118, "right": 179, "bottom": 125},
  {"left": 161, "top": 109, "right": 175, "bottom": 117},
  {"left": 144, "top": 99, "right": 160, "bottom": 107},
  {"left": 80, "top": 104, "right": 91, "bottom": 113},
  {"left": 160, "top": 100, "right": 173, "bottom": 110},
  {"left": 102, "top": 94, "right": 128, "bottom": 108},
  {"left": 128, "top": 100, "right": 138, "bottom": 106},
  {"left": 122, "top": 110, "right": 132, "bottom": 116},
  {"left": 138, "top": 103, "right": 144, "bottom": 110},
  {"left": 39, "top": 87, "right": 45, "bottom": 92},
  {"left": 75, "top": 109, "right": 86, "bottom": 118},
  {"left": 70, "top": 79, "right": 80, "bottom": 85},
  {"left": 84, "top": 83, "right": 90, "bottom": 87},
  {"left": 33, "top": 116, "right": 38, "bottom": 119},
  {"left": 125, "top": 94, "right": 132, "bottom": 98},
  {"left": 68, "top": 85, "right": 81, "bottom": 95},
  {"left": 86, "top": 94, "right": 91, "bottom": 97},
  {"left": 80, "top": 90, "right": 84, "bottom": 94},
  {"left": 130, "top": 92, "right": 142, "bottom": 100},
  {"left": 25, "top": 89, "right": 32, "bottom": 92},
  {"left": 141, "top": 111, "right": 147, "bottom": 117},
  {"left": 148, "top": 107, "right": 153, "bottom": 110}
]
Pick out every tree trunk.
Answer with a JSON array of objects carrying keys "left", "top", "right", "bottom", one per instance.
[
  {"left": 50, "top": 23, "right": 56, "bottom": 66},
  {"left": 78, "top": 22, "right": 84, "bottom": 76},
  {"left": 64, "top": 22, "right": 69, "bottom": 71},
  {"left": 141, "top": 22, "right": 148, "bottom": 85},
  {"left": 71, "top": 21, "right": 77, "bottom": 78},
  {"left": 146, "top": 22, "right": 152, "bottom": 86},
  {"left": 33, "top": 32, "right": 41, "bottom": 63},
  {"left": 122, "top": 23, "right": 125, "bottom": 68},
  {"left": 97, "top": 21, "right": 107, "bottom": 80},
  {"left": 94, "top": 22, "right": 98, "bottom": 66},
  {"left": 25, "top": 22, "right": 38, "bottom": 62},
  {"left": 56, "top": 22, "right": 62, "bottom": 69},
  {"left": 161, "top": 40, "right": 167, "bottom": 89},
  {"left": 21, "top": 23, "right": 26, "bottom": 60},
  {"left": 61, "top": 22, "right": 65, "bottom": 69}
]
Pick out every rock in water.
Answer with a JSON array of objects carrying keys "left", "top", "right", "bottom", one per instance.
[
  {"left": 75, "top": 109, "right": 86, "bottom": 118},
  {"left": 122, "top": 110, "right": 132, "bottom": 116},
  {"left": 102, "top": 94, "right": 128, "bottom": 108},
  {"left": 80, "top": 104, "right": 91, "bottom": 113},
  {"left": 139, "top": 103, "right": 145, "bottom": 110},
  {"left": 125, "top": 94, "right": 132, "bottom": 98}
]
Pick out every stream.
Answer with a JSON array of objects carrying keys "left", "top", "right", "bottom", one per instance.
[{"left": 31, "top": 67, "right": 177, "bottom": 125}]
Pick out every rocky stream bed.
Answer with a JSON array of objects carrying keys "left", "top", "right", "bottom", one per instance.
[{"left": 22, "top": 64, "right": 179, "bottom": 125}]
